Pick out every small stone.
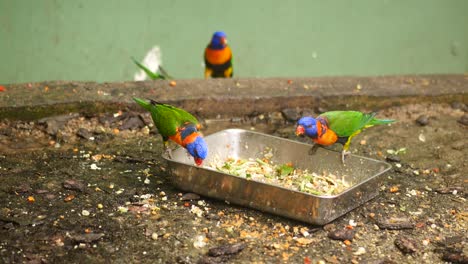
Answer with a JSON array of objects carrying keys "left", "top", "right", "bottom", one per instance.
[
  {"left": 190, "top": 205, "right": 203, "bottom": 217},
  {"left": 314, "top": 107, "right": 327, "bottom": 114},
  {"left": 327, "top": 228, "right": 355, "bottom": 241},
  {"left": 434, "top": 186, "right": 463, "bottom": 194},
  {"left": 120, "top": 116, "right": 145, "bottom": 130},
  {"left": 98, "top": 114, "right": 118, "bottom": 125},
  {"left": 77, "top": 128, "right": 93, "bottom": 139},
  {"left": 97, "top": 204, "right": 103, "bottom": 209},
  {"left": 181, "top": 193, "right": 201, "bottom": 201},
  {"left": 81, "top": 210, "right": 90, "bottom": 216},
  {"left": 142, "top": 126, "right": 150, "bottom": 135},
  {"left": 442, "top": 252, "right": 468, "bottom": 263},
  {"left": 281, "top": 108, "right": 301, "bottom": 122},
  {"left": 354, "top": 247, "right": 366, "bottom": 256},
  {"left": 451, "top": 141, "right": 465, "bottom": 150},
  {"left": 62, "top": 179, "right": 86, "bottom": 192},
  {"left": 90, "top": 164, "right": 101, "bottom": 170},
  {"left": 267, "top": 112, "right": 285, "bottom": 125},
  {"left": 415, "top": 115, "right": 429, "bottom": 126},
  {"left": 422, "top": 239, "right": 430, "bottom": 246},
  {"left": 70, "top": 233, "right": 104, "bottom": 243},
  {"left": 205, "top": 213, "right": 221, "bottom": 221},
  {"left": 151, "top": 232, "right": 159, "bottom": 240},
  {"left": 418, "top": 133, "right": 426, "bottom": 142},
  {"left": 457, "top": 114, "right": 468, "bottom": 126},
  {"left": 13, "top": 183, "right": 32, "bottom": 194},
  {"left": 208, "top": 243, "right": 246, "bottom": 257},
  {"left": 323, "top": 223, "right": 336, "bottom": 232},
  {"left": 118, "top": 206, "right": 128, "bottom": 213},
  {"left": 386, "top": 155, "right": 401, "bottom": 162},
  {"left": 377, "top": 217, "right": 414, "bottom": 230},
  {"left": 193, "top": 235, "right": 207, "bottom": 248},
  {"left": 38, "top": 115, "right": 77, "bottom": 136},
  {"left": 451, "top": 101, "right": 467, "bottom": 111},
  {"left": 394, "top": 236, "right": 418, "bottom": 254}
]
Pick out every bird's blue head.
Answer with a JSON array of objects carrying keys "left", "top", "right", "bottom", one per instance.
[
  {"left": 209, "top": 31, "right": 228, "bottom": 50},
  {"left": 186, "top": 135, "right": 208, "bottom": 166},
  {"left": 296, "top": 117, "right": 318, "bottom": 138}
]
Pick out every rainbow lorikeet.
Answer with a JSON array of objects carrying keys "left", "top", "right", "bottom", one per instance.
[
  {"left": 204, "top": 31, "right": 233, "bottom": 78},
  {"left": 133, "top": 98, "right": 208, "bottom": 166},
  {"left": 295, "top": 111, "right": 395, "bottom": 163}
]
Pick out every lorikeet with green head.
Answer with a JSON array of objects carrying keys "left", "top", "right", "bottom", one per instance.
[
  {"left": 133, "top": 98, "right": 208, "bottom": 166},
  {"left": 295, "top": 111, "right": 395, "bottom": 163},
  {"left": 204, "top": 31, "right": 233, "bottom": 78}
]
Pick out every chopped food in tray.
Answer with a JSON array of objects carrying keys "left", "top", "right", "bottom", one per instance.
[{"left": 207, "top": 149, "right": 351, "bottom": 196}]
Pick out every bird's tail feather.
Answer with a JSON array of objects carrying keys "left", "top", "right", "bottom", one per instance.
[{"left": 370, "top": 118, "right": 395, "bottom": 125}]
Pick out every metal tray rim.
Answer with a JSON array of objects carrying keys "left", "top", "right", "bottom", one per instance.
[{"left": 163, "top": 128, "right": 392, "bottom": 198}]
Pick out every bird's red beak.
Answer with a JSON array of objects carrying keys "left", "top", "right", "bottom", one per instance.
[
  {"left": 295, "top": 125, "right": 305, "bottom": 136},
  {"left": 194, "top": 157, "right": 203, "bottom": 166},
  {"left": 221, "top": 37, "right": 227, "bottom": 45}
]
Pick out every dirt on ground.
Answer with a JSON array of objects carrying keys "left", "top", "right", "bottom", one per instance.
[{"left": 0, "top": 102, "right": 467, "bottom": 264}]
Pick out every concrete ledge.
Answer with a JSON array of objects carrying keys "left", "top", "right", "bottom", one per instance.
[{"left": 1, "top": 75, "right": 467, "bottom": 120}]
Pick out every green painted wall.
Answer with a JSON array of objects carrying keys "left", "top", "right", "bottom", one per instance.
[{"left": 1, "top": 0, "right": 467, "bottom": 84}]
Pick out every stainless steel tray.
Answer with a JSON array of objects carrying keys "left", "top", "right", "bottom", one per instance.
[{"left": 163, "top": 129, "right": 391, "bottom": 225}]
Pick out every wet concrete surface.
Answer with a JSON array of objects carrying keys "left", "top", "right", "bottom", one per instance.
[{"left": 0, "top": 98, "right": 467, "bottom": 263}]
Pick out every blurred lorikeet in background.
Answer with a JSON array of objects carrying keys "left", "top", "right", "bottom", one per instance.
[
  {"left": 132, "top": 57, "right": 173, "bottom": 80},
  {"left": 133, "top": 98, "right": 208, "bottom": 166},
  {"left": 296, "top": 111, "right": 395, "bottom": 163},
  {"left": 204, "top": 31, "right": 233, "bottom": 78}
]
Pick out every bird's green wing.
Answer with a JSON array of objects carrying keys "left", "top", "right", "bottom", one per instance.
[
  {"left": 151, "top": 103, "right": 200, "bottom": 138},
  {"left": 319, "top": 111, "right": 376, "bottom": 137},
  {"left": 150, "top": 105, "right": 184, "bottom": 137},
  {"left": 133, "top": 98, "right": 199, "bottom": 138},
  {"left": 155, "top": 101, "right": 198, "bottom": 124}
]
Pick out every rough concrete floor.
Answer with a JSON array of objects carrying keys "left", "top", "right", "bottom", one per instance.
[
  {"left": 0, "top": 99, "right": 467, "bottom": 263},
  {"left": 0, "top": 76, "right": 467, "bottom": 263}
]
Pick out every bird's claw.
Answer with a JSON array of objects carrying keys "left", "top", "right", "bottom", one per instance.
[
  {"left": 165, "top": 148, "right": 173, "bottom": 159},
  {"left": 341, "top": 150, "right": 351, "bottom": 164},
  {"left": 308, "top": 145, "right": 319, "bottom": 155}
]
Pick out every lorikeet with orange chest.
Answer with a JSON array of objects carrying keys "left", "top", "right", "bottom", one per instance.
[
  {"left": 296, "top": 111, "right": 395, "bottom": 163},
  {"left": 204, "top": 31, "right": 233, "bottom": 78},
  {"left": 133, "top": 98, "right": 208, "bottom": 166}
]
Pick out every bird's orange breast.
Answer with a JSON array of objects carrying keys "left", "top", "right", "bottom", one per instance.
[
  {"left": 313, "top": 129, "right": 338, "bottom": 146},
  {"left": 205, "top": 46, "right": 232, "bottom": 65},
  {"left": 169, "top": 131, "right": 200, "bottom": 147},
  {"left": 169, "top": 133, "right": 183, "bottom": 146}
]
